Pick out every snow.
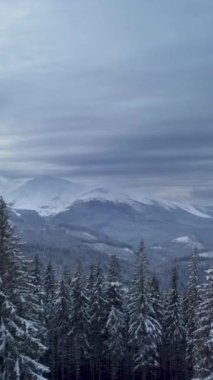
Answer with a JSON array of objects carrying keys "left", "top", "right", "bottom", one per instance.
[
  {"left": 199, "top": 251, "right": 213, "bottom": 258},
  {"left": 1, "top": 176, "right": 212, "bottom": 219},
  {"left": 153, "top": 199, "right": 212, "bottom": 219},
  {"left": 173, "top": 236, "right": 193, "bottom": 243},
  {"left": 13, "top": 210, "right": 21, "bottom": 217},
  {"left": 86, "top": 242, "right": 135, "bottom": 261},
  {"left": 0, "top": 177, "right": 25, "bottom": 197},
  {"left": 73, "top": 186, "right": 212, "bottom": 219},
  {"left": 173, "top": 203, "right": 212, "bottom": 219},
  {"left": 76, "top": 186, "right": 152, "bottom": 210},
  {"left": 172, "top": 236, "right": 203, "bottom": 249},
  {"left": 69, "top": 230, "right": 97, "bottom": 241},
  {"left": 151, "top": 245, "right": 163, "bottom": 251},
  {"left": 6, "top": 176, "right": 85, "bottom": 216},
  {"left": 81, "top": 232, "right": 97, "bottom": 240}
]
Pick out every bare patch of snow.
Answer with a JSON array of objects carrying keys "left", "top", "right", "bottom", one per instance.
[
  {"left": 173, "top": 236, "right": 192, "bottom": 243},
  {"left": 173, "top": 236, "right": 203, "bottom": 249},
  {"left": 199, "top": 252, "right": 213, "bottom": 258}
]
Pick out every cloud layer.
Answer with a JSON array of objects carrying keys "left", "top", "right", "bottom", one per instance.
[{"left": 0, "top": 0, "right": 213, "bottom": 202}]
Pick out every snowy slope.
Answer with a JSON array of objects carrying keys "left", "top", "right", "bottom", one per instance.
[
  {"left": 0, "top": 177, "right": 25, "bottom": 198},
  {"left": 155, "top": 200, "right": 211, "bottom": 219},
  {"left": 1, "top": 175, "right": 212, "bottom": 220},
  {"left": 172, "top": 236, "right": 203, "bottom": 249},
  {"left": 76, "top": 188, "right": 212, "bottom": 219},
  {"left": 7, "top": 176, "right": 85, "bottom": 216},
  {"left": 76, "top": 187, "right": 153, "bottom": 212}
]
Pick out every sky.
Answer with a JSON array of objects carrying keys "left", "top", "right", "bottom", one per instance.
[{"left": 0, "top": 0, "right": 213, "bottom": 203}]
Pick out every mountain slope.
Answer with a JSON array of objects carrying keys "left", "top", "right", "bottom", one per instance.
[
  {"left": 52, "top": 198, "right": 213, "bottom": 248},
  {"left": 4, "top": 176, "right": 211, "bottom": 219},
  {"left": 7, "top": 176, "right": 85, "bottom": 215},
  {"left": 10, "top": 208, "right": 135, "bottom": 277},
  {"left": 3, "top": 176, "right": 213, "bottom": 283}
]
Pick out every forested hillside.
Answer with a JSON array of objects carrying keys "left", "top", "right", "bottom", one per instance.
[{"left": 0, "top": 197, "right": 213, "bottom": 380}]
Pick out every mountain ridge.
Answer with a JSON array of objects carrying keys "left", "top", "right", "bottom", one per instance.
[{"left": 1, "top": 175, "right": 212, "bottom": 219}]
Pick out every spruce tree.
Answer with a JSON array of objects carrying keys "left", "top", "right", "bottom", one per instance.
[
  {"left": 29, "top": 255, "right": 46, "bottom": 344},
  {"left": 0, "top": 197, "right": 48, "bottom": 379},
  {"left": 150, "top": 275, "right": 163, "bottom": 327},
  {"left": 162, "top": 267, "right": 186, "bottom": 380},
  {"left": 105, "top": 255, "right": 127, "bottom": 380},
  {"left": 85, "top": 265, "right": 96, "bottom": 380},
  {"left": 87, "top": 264, "right": 108, "bottom": 380},
  {"left": 150, "top": 275, "right": 163, "bottom": 380},
  {"left": 127, "top": 242, "right": 161, "bottom": 379},
  {"left": 43, "top": 262, "right": 57, "bottom": 380},
  {"left": 183, "top": 250, "right": 199, "bottom": 379},
  {"left": 193, "top": 267, "right": 213, "bottom": 379},
  {"left": 69, "top": 266, "right": 88, "bottom": 380},
  {"left": 54, "top": 272, "right": 71, "bottom": 380}
]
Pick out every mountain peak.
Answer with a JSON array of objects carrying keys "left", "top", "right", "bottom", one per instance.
[
  {"left": 7, "top": 176, "right": 85, "bottom": 216},
  {"left": 1, "top": 176, "right": 212, "bottom": 220}
]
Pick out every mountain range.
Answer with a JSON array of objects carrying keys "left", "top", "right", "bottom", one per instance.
[{"left": 1, "top": 175, "right": 213, "bottom": 284}]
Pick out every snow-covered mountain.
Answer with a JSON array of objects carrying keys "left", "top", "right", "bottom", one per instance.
[
  {"left": 172, "top": 235, "right": 203, "bottom": 249},
  {"left": 77, "top": 187, "right": 152, "bottom": 209},
  {"left": 2, "top": 175, "right": 213, "bottom": 283},
  {"left": 6, "top": 176, "right": 85, "bottom": 216},
  {"left": 0, "top": 177, "right": 25, "bottom": 198},
  {"left": 3, "top": 175, "right": 212, "bottom": 220}
]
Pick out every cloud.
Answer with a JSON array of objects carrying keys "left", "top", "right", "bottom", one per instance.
[
  {"left": 0, "top": 0, "right": 213, "bottom": 202},
  {"left": 190, "top": 188, "right": 213, "bottom": 205}
]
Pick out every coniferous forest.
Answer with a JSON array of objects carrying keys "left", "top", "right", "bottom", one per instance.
[{"left": 0, "top": 197, "right": 213, "bottom": 380}]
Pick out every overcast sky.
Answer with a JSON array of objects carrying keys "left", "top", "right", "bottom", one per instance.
[{"left": 0, "top": 0, "right": 213, "bottom": 203}]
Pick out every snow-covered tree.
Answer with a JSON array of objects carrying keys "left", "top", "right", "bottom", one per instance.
[
  {"left": 0, "top": 197, "right": 48, "bottom": 379},
  {"left": 127, "top": 242, "right": 161, "bottom": 379},
  {"left": 183, "top": 250, "right": 199, "bottom": 378},
  {"left": 30, "top": 255, "right": 44, "bottom": 308},
  {"left": 69, "top": 267, "right": 88, "bottom": 380},
  {"left": 150, "top": 275, "right": 163, "bottom": 327},
  {"left": 43, "top": 262, "right": 56, "bottom": 380},
  {"left": 29, "top": 256, "right": 46, "bottom": 343},
  {"left": 193, "top": 267, "right": 213, "bottom": 379},
  {"left": 162, "top": 267, "right": 186, "bottom": 380},
  {"left": 87, "top": 264, "right": 108, "bottom": 380},
  {"left": 54, "top": 271, "right": 71, "bottom": 380},
  {"left": 105, "top": 255, "right": 127, "bottom": 380}
]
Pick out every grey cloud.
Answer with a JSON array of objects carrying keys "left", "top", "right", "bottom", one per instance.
[
  {"left": 190, "top": 188, "right": 213, "bottom": 205},
  {"left": 0, "top": 0, "right": 213, "bottom": 202}
]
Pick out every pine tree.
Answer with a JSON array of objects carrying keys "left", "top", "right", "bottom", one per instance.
[
  {"left": 87, "top": 264, "right": 108, "bottom": 380},
  {"left": 54, "top": 272, "right": 71, "bottom": 380},
  {"left": 105, "top": 255, "right": 127, "bottom": 380},
  {"left": 69, "top": 266, "right": 88, "bottom": 380},
  {"left": 150, "top": 275, "right": 163, "bottom": 380},
  {"left": 0, "top": 197, "right": 48, "bottom": 379},
  {"left": 183, "top": 250, "right": 199, "bottom": 379},
  {"left": 193, "top": 267, "right": 213, "bottom": 379},
  {"left": 127, "top": 242, "right": 161, "bottom": 379},
  {"left": 150, "top": 275, "right": 163, "bottom": 328},
  {"left": 85, "top": 265, "right": 96, "bottom": 380},
  {"left": 29, "top": 255, "right": 46, "bottom": 344},
  {"left": 43, "top": 262, "right": 57, "bottom": 380},
  {"left": 162, "top": 267, "right": 186, "bottom": 380},
  {"left": 31, "top": 255, "right": 44, "bottom": 308}
]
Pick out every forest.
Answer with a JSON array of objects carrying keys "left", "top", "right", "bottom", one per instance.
[{"left": 0, "top": 196, "right": 213, "bottom": 380}]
